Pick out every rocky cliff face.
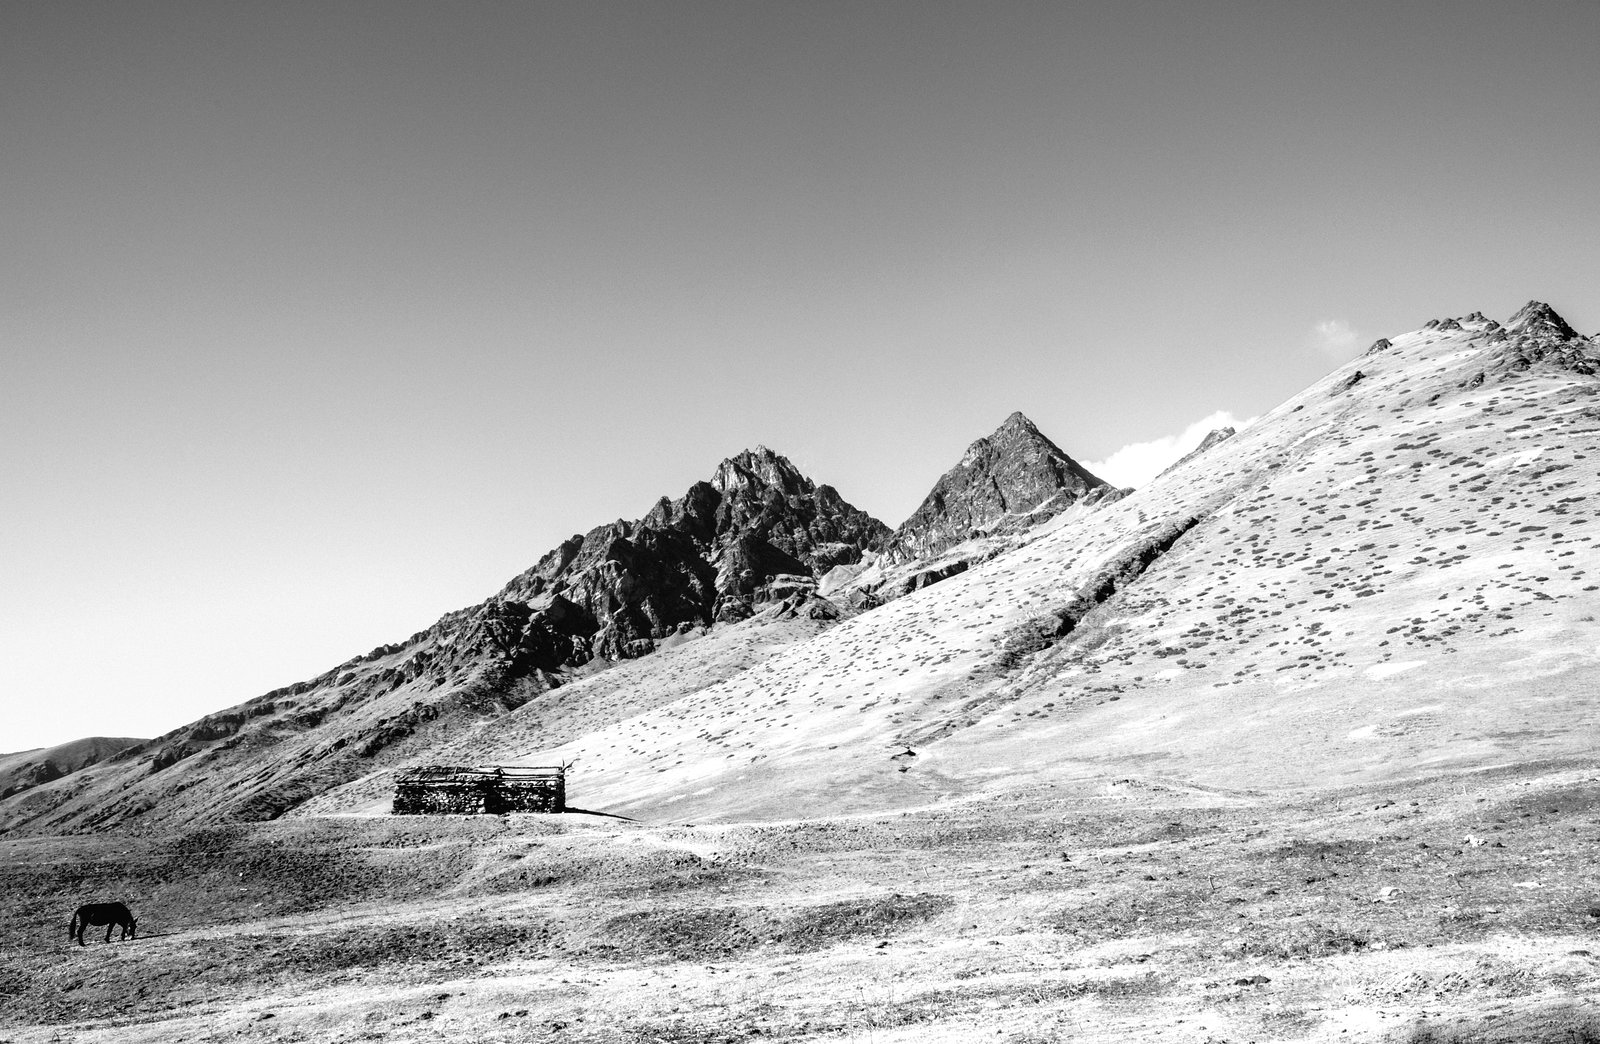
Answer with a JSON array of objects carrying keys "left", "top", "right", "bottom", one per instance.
[
  {"left": 891, "top": 412, "right": 1110, "bottom": 560},
  {"left": 495, "top": 446, "right": 890, "bottom": 660}
]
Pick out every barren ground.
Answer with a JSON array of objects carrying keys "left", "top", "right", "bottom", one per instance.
[{"left": 5, "top": 761, "right": 1598, "bottom": 1043}]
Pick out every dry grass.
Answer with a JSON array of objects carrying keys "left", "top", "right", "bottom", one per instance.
[{"left": 3, "top": 761, "right": 1597, "bottom": 1043}]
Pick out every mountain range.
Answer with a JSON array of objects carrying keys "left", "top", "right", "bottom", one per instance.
[{"left": 3, "top": 301, "right": 1596, "bottom": 836}]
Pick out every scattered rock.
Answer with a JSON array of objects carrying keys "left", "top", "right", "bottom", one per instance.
[{"left": 896, "top": 558, "right": 971, "bottom": 596}]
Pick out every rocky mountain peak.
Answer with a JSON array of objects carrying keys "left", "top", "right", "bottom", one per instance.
[
  {"left": 893, "top": 412, "right": 1108, "bottom": 561},
  {"left": 479, "top": 444, "right": 889, "bottom": 665},
  {"left": 710, "top": 446, "right": 814, "bottom": 497},
  {"left": 962, "top": 411, "right": 1042, "bottom": 464},
  {"left": 1506, "top": 301, "right": 1579, "bottom": 340}
]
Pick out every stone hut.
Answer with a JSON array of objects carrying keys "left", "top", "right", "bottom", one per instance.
[{"left": 393, "top": 765, "right": 566, "bottom": 815}]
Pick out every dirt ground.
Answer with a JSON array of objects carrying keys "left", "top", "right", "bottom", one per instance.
[{"left": 3, "top": 760, "right": 1598, "bottom": 1043}]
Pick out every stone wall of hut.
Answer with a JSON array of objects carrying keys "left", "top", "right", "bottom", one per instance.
[{"left": 392, "top": 766, "right": 565, "bottom": 815}]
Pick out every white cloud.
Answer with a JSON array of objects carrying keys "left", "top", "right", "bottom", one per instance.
[
  {"left": 1083, "top": 410, "right": 1255, "bottom": 488},
  {"left": 1312, "top": 318, "right": 1360, "bottom": 359}
]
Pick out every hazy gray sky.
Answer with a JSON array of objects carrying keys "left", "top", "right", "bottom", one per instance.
[{"left": 4, "top": 1, "right": 1597, "bottom": 750}]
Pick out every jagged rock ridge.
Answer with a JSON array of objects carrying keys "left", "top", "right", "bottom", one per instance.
[
  {"left": 494, "top": 446, "right": 890, "bottom": 663},
  {"left": 891, "top": 412, "right": 1113, "bottom": 560}
]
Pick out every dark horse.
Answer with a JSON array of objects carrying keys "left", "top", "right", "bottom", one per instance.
[{"left": 70, "top": 902, "right": 137, "bottom": 945}]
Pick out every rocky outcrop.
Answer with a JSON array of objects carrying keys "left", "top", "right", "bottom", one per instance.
[
  {"left": 495, "top": 447, "right": 888, "bottom": 654},
  {"left": 1507, "top": 300, "right": 1580, "bottom": 341},
  {"left": 891, "top": 413, "right": 1108, "bottom": 560},
  {"left": 997, "top": 513, "right": 1208, "bottom": 669},
  {"left": 1484, "top": 302, "right": 1596, "bottom": 379}
]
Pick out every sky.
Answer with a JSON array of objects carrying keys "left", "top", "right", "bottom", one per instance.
[{"left": 4, "top": 1, "right": 1598, "bottom": 752}]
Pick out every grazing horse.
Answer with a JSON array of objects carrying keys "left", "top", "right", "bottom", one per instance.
[{"left": 70, "top": 902, "right": 136, "bottom": 945}]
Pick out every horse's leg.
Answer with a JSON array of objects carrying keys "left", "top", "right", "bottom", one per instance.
[{"left": 105, "top": 921, "right": 114, "bottom": 943}]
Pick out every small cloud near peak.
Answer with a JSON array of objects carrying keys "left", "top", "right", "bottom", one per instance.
[
  {"left": 1084, "top": 410, "right": 1256, "bottom": 489},
  {"left": 1312, "top": 318, "right": 1361, "bottom": 359}
]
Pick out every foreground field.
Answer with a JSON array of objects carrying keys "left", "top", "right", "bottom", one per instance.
[{"left": 4, "top": 761, "right": 1597, "bottom": 1043}]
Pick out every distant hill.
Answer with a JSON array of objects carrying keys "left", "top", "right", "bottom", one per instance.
[{"left": 0, "top": 737, "right": 146, "bottom": 801}]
